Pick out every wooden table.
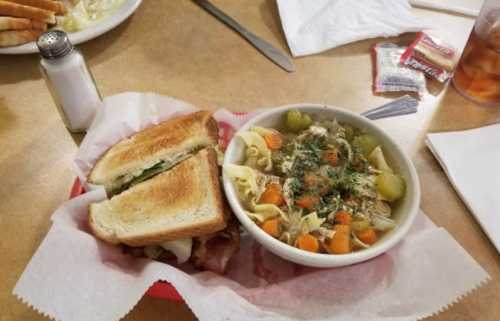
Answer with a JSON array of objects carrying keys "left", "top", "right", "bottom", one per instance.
[{"left": 1, "top": 1, "right": 499, "bottom": 320}]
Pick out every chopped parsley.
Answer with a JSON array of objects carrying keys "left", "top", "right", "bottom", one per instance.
[{"left": 288, "top": 177, "right": 303, "bottom": 197}]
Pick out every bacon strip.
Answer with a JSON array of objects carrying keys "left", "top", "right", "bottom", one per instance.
[{"left": 190, "top": 218, "right": 240, "bottom": 274}]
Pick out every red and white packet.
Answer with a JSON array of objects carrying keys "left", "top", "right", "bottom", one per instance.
[
  {"left": 13, "top": 93, "right": 489, "bottom": 321},
  {"left": 401, "top": 32, "right": 459, "bottom": 83}
]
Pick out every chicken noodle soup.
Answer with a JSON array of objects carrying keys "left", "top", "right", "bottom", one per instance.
[{"left": 224, "top": 109, "right": 406, "bottom": 254}]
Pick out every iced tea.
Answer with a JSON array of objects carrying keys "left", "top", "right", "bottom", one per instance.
[{"left": 452, "top": 5, "right": 500, "bottom": 107}]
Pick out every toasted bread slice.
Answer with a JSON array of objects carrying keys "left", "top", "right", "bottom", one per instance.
[
  {"left": 0, "top": 29, "right": 41, "bottom": 47},
  {"left": 0, "top": 16, "right": 31, "bottom": 30},
  {"left": 0, "top": 1, "right": 56, "bottom": 23},
  {"left": 5, "top": 0, "right": 67, "bottom": 15},
  {"left": 88, "top": 111, "right": 219, "bottom": 194},
  {"left": 89, "top": 148, "right": 227, "bottom": 247},
  {"left": 31, "top": 20, "right": 46, "bottom": 30}
]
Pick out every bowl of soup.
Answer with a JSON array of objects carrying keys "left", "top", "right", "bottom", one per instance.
[{"left": 222, "top": 104, "right": 420, "bottom": 267}]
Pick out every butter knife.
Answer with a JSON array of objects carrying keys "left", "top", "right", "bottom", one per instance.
[{"left": 193, "top": 0, "right": 295, "bottom": 72}]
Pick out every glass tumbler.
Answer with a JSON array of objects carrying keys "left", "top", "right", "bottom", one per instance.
[{"left": 452, "top": 0, "right": 500, "bottom": 107}]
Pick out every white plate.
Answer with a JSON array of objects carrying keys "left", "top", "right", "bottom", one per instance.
[{"left": 0, "top": 0, "right": 142, "bottom": 55}]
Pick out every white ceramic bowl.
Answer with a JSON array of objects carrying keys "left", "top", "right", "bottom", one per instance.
[{"left": 222, "top": 104, "right": 421, "bottom": 268}]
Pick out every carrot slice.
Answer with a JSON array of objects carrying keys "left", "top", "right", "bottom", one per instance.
[
  {"left": 259, "top": 183, "right": 285, "bottom": 206},
  {"left": 295, "top": 195, "right": 319, "bottom": 211},
  {"left": 304, "top": 173, "right": 330, "bottom": 195},
  {"left": 329, "top": 225, "right": 351, "bottom": 254},
  {"left": 263, "top": 132, "right": 283, "bottom": 150},
  {"left": 304, "top": 173, "right": 318, "bottom": 188},
  {"left": 356, "top": 228, "right": 378, "bottom": 245},
  {"left": 324, "top": 150, "right": 338, "bottom": 166},
  {"left": 334, "top": 210, "right": 352, "bottom": 225},
  {"left": 261, "top": 218, "right": 280, "bottom": 238},
  {"left": 297, "top": 234, "right": 320, "bottom": 253}
]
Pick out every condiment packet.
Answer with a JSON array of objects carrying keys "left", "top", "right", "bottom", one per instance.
[
  {"left": 373, "top": 43, "right": 427, "bottom": 96},
  {"left": 13, "top": 92, "right": 490, "bottom": 321},
  {"left": 401, "top": 32, "right": 459, "bottom": 82}
]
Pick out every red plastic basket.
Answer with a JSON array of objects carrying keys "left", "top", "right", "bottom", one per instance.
[{"left": 69, "top": 178, "right": 184, "bottom": 302}]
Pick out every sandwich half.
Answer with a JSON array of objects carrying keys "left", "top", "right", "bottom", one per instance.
[
  {"left": 89, "top": 147, "right": 227, "bottom": 247},
  {"left": 88, "top": 112, "right": 240, "bottom": 273},
  {"left": 88, "top": 111, "right": 218, "bottom": 196}
]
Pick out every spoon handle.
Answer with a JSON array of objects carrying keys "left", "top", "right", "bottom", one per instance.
[{"left": 362, "top": 95, "right": 418, "bottom": 120}]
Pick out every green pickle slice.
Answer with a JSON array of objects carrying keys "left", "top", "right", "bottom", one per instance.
[
  {"left": 376, "top": 172, "right": 406, "bottom": 202},
  {"left": 353, "top": 134, "right": 379, "bottom": 156},
  {"left": 284, "top": 109, "right": 311, "bottom": 133}
]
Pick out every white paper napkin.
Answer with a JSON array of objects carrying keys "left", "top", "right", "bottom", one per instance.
[
  {"left": 426, "top": 124, "right": 500, "bottom": 253},
  {"left": 409, "top": 0, "right": 481, "bottom": 17},
  {"left": 13, "top": 92, "right": 490, "bottom": 321},
  {"left": 276, "top": 0, "right": 428, "bottom": 57}
]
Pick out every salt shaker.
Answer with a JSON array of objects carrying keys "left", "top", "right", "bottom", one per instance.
[{"left": 37, "top": 30, "right": 101, "bottom": 133}]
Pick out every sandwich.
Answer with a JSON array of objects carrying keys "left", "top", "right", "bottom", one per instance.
[
  {"left": 90, "top": 147, "right": 227, "bottom": 247},
  {"left": 88, "top": 111, "right": 219, "bottom": 196},
  {"left": 88, "top": 111, "right": 240, "bottom": 274}
]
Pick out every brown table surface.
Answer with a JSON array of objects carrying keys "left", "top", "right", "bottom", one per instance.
[{"left": 1, "top": 1, "right": 499, "bottom": 320}]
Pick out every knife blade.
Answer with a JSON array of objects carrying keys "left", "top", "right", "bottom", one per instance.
[{"left": 193, "top": 0, "right": 295, "bottom": 72}]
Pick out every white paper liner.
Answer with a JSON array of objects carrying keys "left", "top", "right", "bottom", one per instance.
[{"left": 14, "top": 92, "right": 490, "bottom": 321}]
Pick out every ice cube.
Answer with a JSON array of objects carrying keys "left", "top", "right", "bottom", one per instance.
[{"left": 487, "top": 23, "right": 500, "bottom": 51}]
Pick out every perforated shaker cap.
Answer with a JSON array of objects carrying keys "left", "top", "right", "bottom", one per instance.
[{"left": 37, "top": 30, "right": 73, "bottom": 59}]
